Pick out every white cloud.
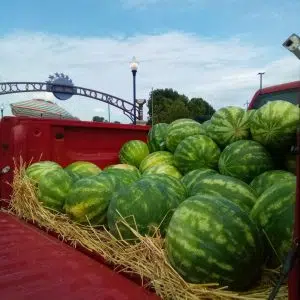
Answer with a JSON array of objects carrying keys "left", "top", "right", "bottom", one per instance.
[{"left": 0, "top": 31, "right": 299, "bottom": 123}]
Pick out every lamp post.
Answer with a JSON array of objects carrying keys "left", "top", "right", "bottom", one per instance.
[
  {"left": 282, "top": 33, "right": 300, "bottom": 300},
  {"left": 136, "top": 98, "right": 146, "bottom": 122},
  {"left": 130, "top": 56, "right": 139, "bottom": 125},
  {"left": 0, "top": 104, "right": 4, "bottom": 118},
  {"left": 257, "top": 72, "right": 265, "bottom": 91}
]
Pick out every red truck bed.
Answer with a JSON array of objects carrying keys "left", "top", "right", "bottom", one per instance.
[{"left": 0, "top": 212, "right": 159, "bottom": 300}]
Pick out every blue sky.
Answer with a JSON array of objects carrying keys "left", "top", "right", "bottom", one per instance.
[{"left": 0, "top": 0, "right": 299, "bottom": 122}]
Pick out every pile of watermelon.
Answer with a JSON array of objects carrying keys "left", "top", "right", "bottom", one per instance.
[{"left": 24, "top": 100, "right": 299, "bottom": 292}]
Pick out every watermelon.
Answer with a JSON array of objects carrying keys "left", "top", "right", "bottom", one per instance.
[
  {"left": 107, "top": 175, "right": 186, "bottom": 240},
  {"left": 219, "top": 140, "right": 274, "bottom": 183},
  {"left": 143, "top": 164, "right": 182, "bottom": 179},
  {"left": 250, "top": 180, "right": 296, "bottom": 267},
  {"left": 102, "top": 168, "right": 140, "bottom": 185},
  {"left": 119, "top": 140, "right": 149, "bottom": 168},
  {"left": 165, "top": 194, "right": 264, "bottom": 291},
  {"left": 104, "top": 164, "right": 141, "bottom": 178},
  {"left": 250, "top": 170, "right": 296, "bottom": 196},
  {"left": 26, "top": 161, "right": 62, "bottom": 184},
  {"left": 148, "top": 123, "right": 169, "bottom": 152},
  {"left": 181, "top": 168, "right": 218, "bottom": 195},
  {"left": 207, "top": 106, "right": 250, "bottom": 148},
  {"left": 65, "top": 169, "right": 81, "bottom": 183},
  {"left": 201, "top": 120, "right": 211, "bottom": 133},
  {"left": 250, "top": 100, "right": 299, "bottom": 149},
  {"left": 189, "top": 174, "right": 257, "bottom": 212},
  {"left": 65, "top": 161, "right": 101, "bottom": 179},
  {"left": 174, "top": 135, "right": 221, "bottom": 174},
  {"left": 139, "top": 151, "right": 174, "bottom": 173},
  {"left": 64, "top": 174, "right": 116, "bottom": 225},
  {"left": 247, "top": 109, "right": 256, "bottom": 123},
  {"left": 37, "top": 168, "right": 73, "bottom": 212},
  {"left": 165, "top": 118, "right": 204, "bottom": 153}
]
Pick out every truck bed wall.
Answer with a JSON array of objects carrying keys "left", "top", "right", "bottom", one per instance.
[{"left": 0, "top": 117, "right": 150, "bottom": 202}]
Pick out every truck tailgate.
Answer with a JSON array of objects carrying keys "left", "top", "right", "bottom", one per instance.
[{"left": 0, "top": 212, "right": 160, "bottom": 300}]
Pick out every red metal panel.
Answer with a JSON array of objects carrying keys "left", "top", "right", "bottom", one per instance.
[
  {"left": 0, "top": 212, "right": 160, "bottom": 300},
  {"left": 0, "top": 117, "right": 150, "bottom": 202},
  {"left": 248, "top": 80, "right": 300, "bottom": 109}
]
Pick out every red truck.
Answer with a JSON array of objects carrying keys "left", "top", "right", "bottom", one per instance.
[{"left": 0, "top": 80, "right": 299, "bottom": 300}]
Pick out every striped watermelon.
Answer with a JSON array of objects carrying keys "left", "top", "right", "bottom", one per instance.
[
  {"left": 207, "top": 106, "right": 250, "bottom": 148},
  {"left": 165, "top": 118, "right": 205, "bottom": 153},
  {"left": 201, "top": 120, "right": 211, "bottom": 135},
  {"left": 107, "top": 175, "right": 186, "bottom": 240},
  {"left": 143, "top": 164, "right": 182, "bottom": 179},
  {"left": 65, "top": 161, "right": 101, "bottom": 179},
  {"left": 147, "top": 123, "right": 169, "bottom": 152},
  {"left": 181, "top": 168, "right": 218, "bottom": 195},
  {"left": 104, "top": 164, "right": 141, "bottom": 178},
  {"left": 219, "top": 140, "right": 274, "bottom": 183},
  {"left": 250, "top": 170, "right": 295, "bottom": 196},
  {"left": 119, "top": 140, "right": 149, "bottom": 168},
  {"left": 250, "top": 180, "right": 296, "bottom": 267},
  {"left": 165, "top": 194, "right": 264, "bottom": 291},
  {"left": 26, "top": 161, "right": 62, "bottom": 184},
  {"left": 250, "top": 101, "right": 299, "bottom": 149},
  {"left": 64, "top": 169, "right": 82, "bottom": 183},
  {"left": 37, "top": 168, "right": 73, "bottom": 212},
  {"left": 64, "top": 174, "right": 116, "bottom": 225},
  {"left": 139, "top": 151, "right": 174, "bottom": 173},
  {"left": 189, "top": 174, "right": 257, "bottom": 212},
  {"left": 102, "top": 168, "right": 141, "bottom": 185},
  {"left": 174, "top": 135, "right": 221, "bottom": 174}
]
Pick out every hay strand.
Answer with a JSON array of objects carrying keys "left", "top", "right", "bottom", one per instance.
[{"left": 2, "top": 162, "right": 288, "bottom": 300}]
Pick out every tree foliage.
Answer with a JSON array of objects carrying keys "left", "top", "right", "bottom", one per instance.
[{"left": 147, "top": 88, "right": 215, "bottom": 125}]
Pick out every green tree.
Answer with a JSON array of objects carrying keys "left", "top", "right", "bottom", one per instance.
[
  {"left": 147, "top": 88, "right": 215, "bottom": 125},
  {"left": 92, "top": 116, "right": 107, "bottom": 122}
]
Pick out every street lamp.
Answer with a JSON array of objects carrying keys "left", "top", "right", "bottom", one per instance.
[
  {"left": 130, "top": 56, "right": 139, "bottom": 125},
  {"left": 0, "top": 104, "right": 4, "bottom": 118},
  {"left": 283, "top": 33, "right": 300, "bottom": 59},
  {"left": 136, "top": 98, "right": 146, "bottom": 122},
  {"left": 257, "top": 72, "right": 265, "bottom": 91}
]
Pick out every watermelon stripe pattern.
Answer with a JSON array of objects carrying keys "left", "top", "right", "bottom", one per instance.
[
  {"left": 250, "top": 180, "right": 296, "bottom": 267},
  {"left": 139, "top": 151, "right": 174, "bottom": 173},
  {"left": 250, "top": 100, "right": 299, "bottom": 149},
  {"left": 165, "top": 194, "right": 264, "bottom": 291},
  {"left": 65, "top": 161, "right": 101, "bottom": 179},
  {"left": 143, "top": 164, "right": 182, "bottom": 179},
  {"left": 174, "top": 135, "right": 221, "bottom": 174},
  {"left": 207, "top": 106, "right": 250, "bottom": 148},
  {"left": 166, "top": 119, "right": 205, "bottom": 153},
  {"left": 26, "top": 161, "right": 62, "bottom": 184},
  {"left": 218, "top": 140, "right": 274, "bottom": 183},
  {"left": 64, "top": 175, "right": 115, "bottom": 225},
  {"left": 148, "top": 123, "right": 169, "bottom": 152},
  {"left": 38, "top": 168, "right": 73, "bottom": 212},
  {"left": 119, "top": 140, "right": 149, "bottom": 168},
  {"left": 189, "top": 174, "right": 257, "bottom": 212}
]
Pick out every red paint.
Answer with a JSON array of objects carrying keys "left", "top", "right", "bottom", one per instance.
[
  {"left": 248, "top": 80, "right": 300, "bottom": 109},
  {"left": 0, "top": 212, "right": 160, "bottom": 300},
  {"left": 0, "top": 116, "right": 150, "bottom": 202}
]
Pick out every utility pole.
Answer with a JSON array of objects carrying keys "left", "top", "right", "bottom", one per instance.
[
  {"left": 151, "top": 87, "right": 154, "bottom": 126},
  {"left": 257, "top": 72, "right": 265, "bottom": 90}
]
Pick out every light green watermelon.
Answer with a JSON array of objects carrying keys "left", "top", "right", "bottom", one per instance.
[
  {"left": 207, "top": 106, "right": 250, "bottom": 148},
  {"left": 189, "top": 173, "right": 257, "bottom": 212},
  {"left": 174, "top": 135, "right": 221, "bottom": 174},
  {"left": 143, "top": 164, "right": 182, "bottom": 179},
  {"left": 165, "top": 118, "right": 205, "bottom": 153},
  {"left": 107, "top": 175, "right": 186, "bottom": 240},
  {"left": 201, "top": 120, "right": 211, "bottom": 134},
  {"left": 165, "top": 194, "right": 264, "bottom": 291},
  {"left": 139, "top": 151, "right": 174, "bottom": 173},
  {"left": 64, "top": 174, "right": 116, "bottom": 225},
  {"left": 148, "top": 123, "right": 169, "bottom": 152},
  {"left": 219, "top": 140, "right": 274, "bottom": 183},
  {"left": 119, "top": 140, "right": 149, "bottom": 168},
  {"left": 102, "top": 167, "right": 141, "bottom": 185},
  {"left": 65, "top": 161, "right": 101, "bottom": 179},
  {"left": 250, "top": 100, "right": 299, "bottom": 149},
  {"left": 250, "top": 170, "right": 296, "bottom": 196},
  {"left": 181, "top": 168, "right": 218, "bottom": 195},
  {"left": 104, "top": 164, "right": 141, "bottom": 178},
  {"left": 25, "top": 161, "right": 62, "bottom": 184},
  {"left": 250, "top": 180, "right": 296, "bottom": 267},
  {"left": 37, "top": 168, "right": 73, "bottom": 212}
]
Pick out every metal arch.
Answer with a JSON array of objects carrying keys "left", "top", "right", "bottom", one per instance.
[{"left": 0, "top": 81, "right": 139, "bottom": 121}]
